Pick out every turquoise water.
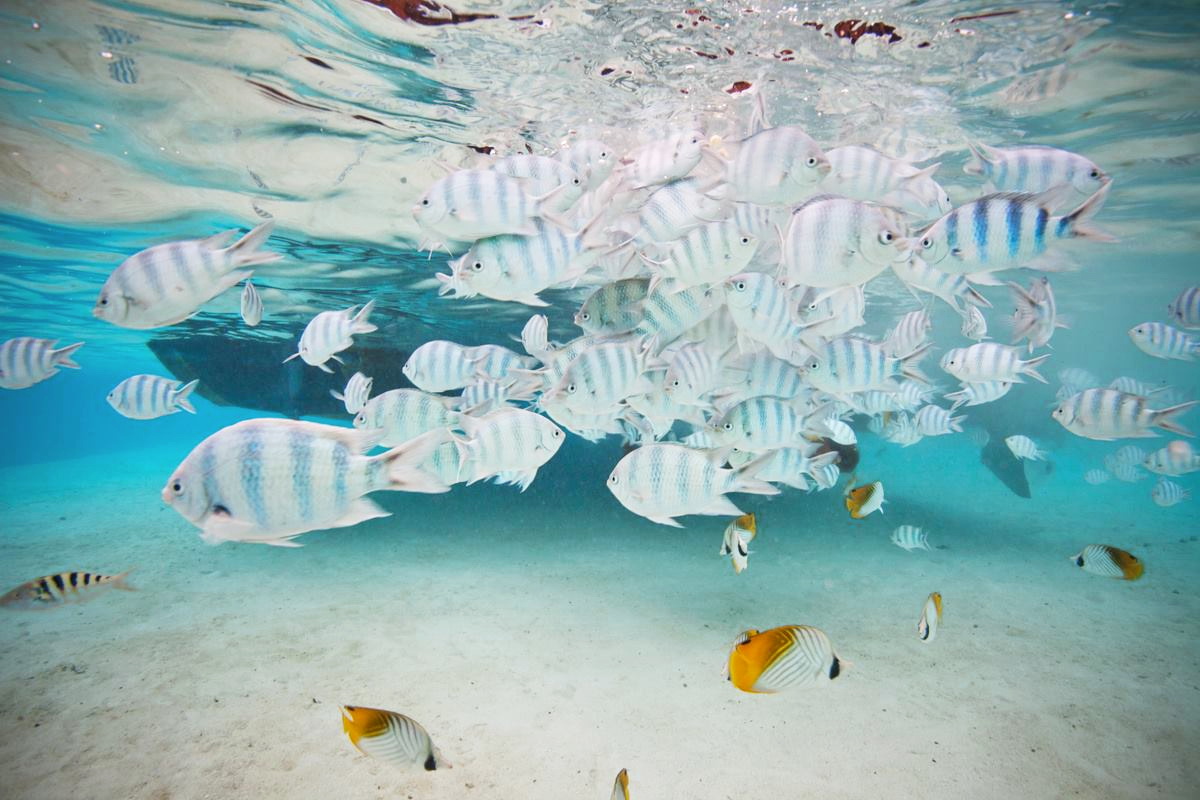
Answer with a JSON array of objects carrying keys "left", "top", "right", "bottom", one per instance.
[{"left": 1, "top": 1, "right": 1199, "bottom": 798}]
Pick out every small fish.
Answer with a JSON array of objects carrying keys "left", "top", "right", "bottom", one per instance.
[
  {"left": 1144, "top": 440, "right": 1200, "bottom": 476},
  {"left": 412, "top": 169, "right": 550, "bottom": 243},
  {"left": 823, "top": 145, "right": 950, "bottom": 218},
  {"left": 332, "top": 372, "right": 373, "bottom": 415},
  {"left": 844, "top": 480, "right": 885, "bottom": 519},
  {"left": 1128, "top": 322, "right": 1199, "bottom": 361},
  {"left": 817, "top": 415, "right": 857, "bottom": 446},
  {"left": 960, "top": 304, "right": 989, "bottom": 341},
  {"left": 284, "top": 300, "right": 377, "bottom": 373},
  {"left": 1151, "top": 478, "right": 1190, "bottom": 508},
  {"left": 575, "top": 279, "right": 649, "bottom": 335},
  {"left": 618, "top": 129, "right": 706, "bottom": 189},
  {"left": 891, "top": 525, "right": 930, "bottom": 552},
  {"left": 720, "top": 513, "right": 757, "bottom": 574},
  {"left": 1167, "top": 286, "right": 1200, "bottom": 329},
  {"left": 946, "top": 380, "right": 1012, "bottom": 410},
  {"left": 727, "top": 125, "right": 831, "bottom": 205},
  {"left": 964, "top": 142, "right": 1109, "bottom": 198},
  {"left": 801, "top": 336, "right": 930, "bottom": 396},
  {"left": 1053, "top": 390, "right": 1196, "bottom": 440},
  {"left": 354, "top": 388, "right": 459, "bottom": 447},
  {"left": 240, "top": 280, "right": 263, "bottom": 326},
  {"left": 940, "top": 343, "right": 1049, "bottom": 384},
  {"left": 611, "top": 768, "right": 630, "bottom": 800},
  {"left": 454, "top": 408, "right": 564, "bottom": 491},
  {"left": 1106, "top": 445, "right": 1148, "bottom": 472},
  {"left": 782, "top": 196, "right": 909, "bottom": 289},
  {"left": 1083, "top": 469, "right": 1111, "bottom": 485},
  {"left": 107, "top": 374, "right": 199, "bottom": 419},
  {"left": 1005, "top": 435, "right": 1046, "bottom": 461},
  {"left": 557, "top": 139, "right": 613, "bottom": 191},
  {"left": 726, "top": 625, "right": 843, "bottom": 693},
  {"left": 1009, "top": 277, "right": 1064, "bottom": 352},
  {"left": 891, "top": 255, "right": 990, "bottom": 312},
  {"left": 402, "top": 340, "right": 480, "bottom": 392},
  {"left": 1070, "top": 544, "right": 1144, "bottom": 580},
  {"left": 0, "top": 337, "right": 85, "bottom": 390},
  {"left": 0, "top": 570, "right": 135, "bottom": 610},
  {"left": 520, "top": 314, "right": 552, "bottom": 360},
  {"left": 883, "top": 309, "right": 932, "bottom": 359},
  {"left": 914, "top": 404, "right": 964, "bottom": 436},
  {"left": 917, "top": 592, "right": 943, "bottom": 642},
  {"left": 340, "top": 705, "right": 448, "bottom": 771}
]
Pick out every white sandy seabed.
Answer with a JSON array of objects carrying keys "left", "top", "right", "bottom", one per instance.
[{"left": 0, "top": 436, "right": 1198, "bottom": 800}]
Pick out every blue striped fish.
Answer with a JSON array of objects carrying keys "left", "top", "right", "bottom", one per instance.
[
  {"left": 890, "top": 254, "right": 990, "bottom": 311},
  {"left": 402, "top": 340, "right": 479, "bottom": 392},
  {"left": 490, "top": 154, "right": 584, "bottom": 214},
  {"left": 709, "top": 396, "right": 819, "bottom": 451},
  {"left": 964, "top": 142, "right": 1108, "bottom": 199},
  {"left": 801, "top": 336, "right": 930, "bottom": 395},
  {"left": 454, "top": 408, "right": 564, "bottom": 490},
  {"left": 557, "top": 139, "right": 613, "bottom": 191},
  {"left": 1128, "top": 322, "right": 1199, "bottom": 361},
  {"left": 353, "top": 388, "right": 460, "bottom": 447},
  {"left": 727, "top": 125, "right": 830, "bottom": 205},
  {"left": 162, "top": 420, "right": 449, "bottom": 546},
  {"left": 412, "top": 169, "right": 549, "bottom": 244},
  {"left": 635, "top": 177, "right": 731, "bottom": 244},
  {"left": 724, "top": 272, "right": 813, "bottom": 361},
  {"left": 648, "top": 218, "right": 759, "bottom": 291},
  {"left": 107, "top": 374, "right": 198, "bottom": 419},
  {"left": 284, "top": 300, "right": 377, "bottom": 373},
  {"left": 1053, "top": 389, "right": 1197, "bottom": 441},
  {"left": 783, "top": 196, "right": 909, "bottom": 289},
  {"left": 632, "top": 281, "right": 721, "bottom": 350},
  {"left": 544, "top": 337, "right": 655, "bottom": 414},
  {"left": 1167, "top": 286, "right": 1200, "bottom": 329},
  {"left": 575, "top": 278, "right": 649, "bottom": 335},
  {"left": 93, "top": 221, "right": 280, "bottom": 329},
  {"left": 0, "top": 337, "right": 84, "bottom": 390}
]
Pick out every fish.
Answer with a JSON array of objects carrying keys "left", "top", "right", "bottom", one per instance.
[
  {"left": 491, "top": 154, "right": 585, "bottom": 214},
  {"left": 557, "top": 139, "right": 613, "bottom": 191},
  {"left": 782, "top": 195, "right": 910, "bottom": 289},
  {"left": 1128, "top": 322, "right": 1199, "bottom": 361},
  {"left": 891, "top": 255, "right": 991, "bottom": 311},
  {"left": 635, "top": 177, "right": 732, "bottom": 245},
  {"left": 823, "top": 145, "right": 951, "bottom": 218},
  {"left": 93, "top": 220, "right": 280, "bottom": 329},
  {"left": 340, "top": 705, "right": 448, "bottom": 771},
  {"left": 402, "top": 340, "right": 480, "bottom": 392},
  {"left": 607, "top": 443, "right": 778, "bottom": 527},
  {"left": 1005, "top": 435, "right": 1046, "bottom": 461},
  {"left": 755, "top": 448, "right": 839, "bottom": 491},
  {"left": 617, "top": 129, "right": 706, "bottom": 189},
  {"left": 632, "top": 281, "right": 720, "bottom": 348},
  {"left": 914, "top": 404, "right": 964, "bottom": 436},
  {"left": 647, "top": 219, "right": 759, "bottom": 291},
  {"left": 1151, "top": 478, "right": 1190, "bottom": 507},
  {"left": 240, "top": 280, "right": 263, "bottom": 326},
  {"left": 331, "top": 372, "right": 373, "bottom": 415},
  {"left": 883, "top": 309, "right": 932, "bottom": 359},
  {"left": 162, "top": 420, "right": 448, "bottom": 546},
  {"left": 1105, "top": 445, "right": 1147, "bottom": 472},
  {"left": 520, "top": 314, "right": 552, "bottom": 360},
  {"left": 940, "top": 343, "right": 1049, "bottom": 384},
  {"left": 354, "top": 388, "right": 460, "bottom": 447},
  {"left": 412, "top": 168, "right": 553, "bottom": 243},
  {"left": 720, "top": 513, "right": 757, "bottom": 574},
  {"left": 284, "top": 300, "right": 377, "bottom": 373},
  {"left": 960, "top": 304, "right": 989, "bottom": 341},
  {"left": 946, "top": 380, "right": 1013, "bottom": 410},
  {"left": 575, "top": 279, "right": 649, "bottom": 335},
  {"left": 709, "top": 395, "right": 821, "bottom": 451},
  {"left": 0, "top": 570, "right": 135, "bottom": 610},
  {"left": 0, "top": 337, "right": 85, "bottom": 390},
  {"left": 1167, "top": 286, "right": 1200, "bottom": 329},
  {"left": 844, "top": 480, "right": 885, "bottom": 519},
  {"left": 912, "top": 184, "right": 1113, "bottom": 275},
  {"left": 544, "top": 337, "right": 657, "bottom": 415},
  {"left": 917, "top": 592, "right": 943, "bottom": 642},
  {"left": 1009, "top": 277, "right": 1065, "bottom": 352},
  {"left": 891, "top": 525, "right": 931, "bottom": 552},
  {"left": 107, "top": 374, "right": 199, "bottom": 419},
  {"left": 963, "top": 142, "right": 1109, "bottom": 199},
  {"left": 816, "top": 415, "right": 857, "bottom": 446},
  {"left": 795, "top": 285, "right": 867, "bottom": 340},
  {"left": 454, "top": 408, "right": 564, "bottom": 490},
  {"left": 801, "top": 336, "right": 930, "bottom": 396},
  {"left": 1053, "top": 389, "right": 1197, "bottom": 440},
  {"left": 726, "top": 125, "right": 831, "bottom": 205},
  {"left": 662, "top": 340, "right": 731, "bottom": 407},
  {"left": 467, "top": 344, "right": 539, "bottom": 381},
  {"left": 1083, "top": 469, "right": 1111, "bottom": 485},
  {"left": 1070, "top": 544, "right": 1144, "bottom": 580},
  {"left": 726, "top": 625, "right": 843, "bottom": 693},
  {"left": 724, "top": 272, "right": 812, "bottom": 360},
  {"left": 1143, "top": 440, "right": 1200, "bottom": 476},
  {"left": 610, "top": 768, "right": 630, "bottom": 800}
]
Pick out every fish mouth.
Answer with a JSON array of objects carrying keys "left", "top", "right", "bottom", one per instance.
[{"left": 160, "top": 485, "right": 174, "bottom": 505}]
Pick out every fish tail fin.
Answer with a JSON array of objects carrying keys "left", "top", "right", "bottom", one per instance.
[
  {"left": 379, "top": 429, "right": 451, "bottom": 494},
  {"left": 112, "top": 568, "right": 137, "bottom": 592},
  {"left": 1021, "top": 353, "right": 1052, "bottom": 384},
  {"left": 350, "top": 299, "right": 378, "bottom": 335},
  {"left": 733, "top": 454, "right": 782, "bottom": 497},
  {"left": 900, "top": 342, "right": 933, "bottom": 384},
  {"left": 1153, "top": 401, "right": 1198, "bottom": 437},
  {"left": 227, "top": 219, "right": 283, "bottom": 267},
  {"left": 173, "top": 379, "right": 199, "bottom": 414},
  {"left": 51, "top": 341, "right": 85, "bottom": 369},
  {"left": 1063, "top": 183, "right": 1116, "bottom": 242}
]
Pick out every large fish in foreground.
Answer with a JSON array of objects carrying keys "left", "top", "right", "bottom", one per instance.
[{"left": 162, "top": 420, "right": 448, "bottom": 546}]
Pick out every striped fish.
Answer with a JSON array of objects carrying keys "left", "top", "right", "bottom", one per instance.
[
  {"left": 240, "top": 280, "right": 263, "bottom": 326},
  {"left": 491, "top": 154, "right": 584, "bottom": 214},
  {"left": 611, "top": 768, "right": 630, "bottom": 800},
  {"left": 162, "top": 420, "right": 448, "bottom": 546},
  {"left": 1053, "top": 389, "right": 1196, "bottom": 440},
  {"left": 331, "top": 372, "right": 373, "bottom": 415},
  {"left": 107, "top": 374, "right": 199, "bottom": 419},
  {"left": 891, "top": 525, "right": 930, "bottom": 552},
  {"left": 520, "top": 314, "right": 552, "bottom": 360},
  {"left": 794, "top": 285, "right": 868, "bottom": 340},
  {"left": 724, "top": 272, "right": 812, "bottom": 361},
  {"left": 557, "top": 139, "right": 613, "bottom": 191},
  {"left": 1128, "top": 322, "right": 1199, "bottom": 361},
  {"left": 1151, "top": 478, "right": 1190, "bottom": 508},
  {"left": 913, "top": 184, "right": 1113, "bottom": 275},
  {"left": 636, "top": 177, "right": 732, "bottom": 244},
  {"left": 421, "top": 441, "right": 468, "bottom": 487},
  {"left": 632, "top": 281, "right": 720, "bottom": 349},
  {"left": 1059, "top": 367, "right": 1099, "bottom": 395},
  {"left": 412, "top": 169, "right": 548, "bottom": 243},
  {"left": 917, "top": 592, "right": 943, "bottom": 642},
  {"left": 458, "top": 378, "right": 522, "bottom": 415},
  {"left": 662, "top": 341, "right": 730, "bottom": 407},
  {"left": 1111, "top": 462, "right": 1147, "bottom": 483},
  {"left": 709, "top": 396, "right": 817, "bottom": 450},
  {"left": 756, "top": 448, "right": 839, "bottom": 491},
  {"left": 844, "top": 480, "right": 885, "bottom": 518},
  {"left": 545, "top": 338, "right": 655, "bottom": 414},
  {"left": 801, "top": 336, "right": 930, "bottom": 395},
  {"left": 727, "top": 125, "right": 830, "bottom": 205},
  {"left": 575, "top": 279, "right": 649, "bottom": 335},
  {"left": 1010, "top": 277, "right": 1064, "bottom": 352},
  {"left": 782, "top": 196, "right": 909, "bottom": 289},
  {"left": 882, "top": 412, "right": 923, "bottom": 447},
  {"left": 618, "top": 129, "right": 705, "bottom": 190},
  {"left": 649, "top": 219, "right": 759, "bottom": 290},
  {"left": 284, "top": 300, "right": 377, "bottom": 373},
  {"left": 890, "top": 254, "right": 990, "bottom": 312},
  {"left": 824, "top": 145, "right": 951, "bottom": 218},
  {"left": 467, "top": 344, "right": 539, "bottom": 381},
  {"left": 883, "top": 309, "right": 932, "bottom": 359},
  {"left": 816, "top": 415, "right": 856, "bottom": 446},
  {"left": 964, "top": 142, "right": 1108, "bottom": 199},
  {"left": 93, "top": 220, "right": 280, "bottom": 329},
  {"left": 946, "top": 380, "right": 1013, "bottom": 410},
  {"left": 402, "top": 340, "right": 478, "bottom": 392},
  {"left": 1143, "top": 441, "right": 1200, "bottom": 476},
  {"left": 624, "top": 386, "right": 705, "bottom": 439},
  {"left": 960, "top": 304, "right": 989, "bottom": 341},
  {"left": 606, "top": 443, "right": 778, "bottom": 527},
  {"left": 340, "top": 705, "right": 447, "bottom": 771},
  {"left": 454, "top": 408, "right": 564, "bottom": 490},
  {"left": 1083, "top": 469, "right": 1111, "bottom": 485},
  {"left": 914, "top": 404, "right": 964, "bottom": 436},
  {"left": 1005, "top": 435, "right": 1046, "bottom": 461},
  {"left": 1105, "top": 445, "right": 1147, "bottom": 472},
  {"left": 720, "top": 513, "right": 757, "bottom": 574},
  {"left": 726, "top": 625, "right": 843, "bottom": 693},
  {"left": 940, "top": 343, "right": 1049, "bottom": 384},
  {"left": 0, "top": 569, "right": 135, "bottom": 610},
  {"left": 1167, "top": 286, "right": 1200, "bottom": 329},
  {"left": 0, "top": 337, "right": 84, "bottom": 390},
  {"left": 353, "top": 389, "right": 460, "bottom": 447},
  {"left": 714, "top": 350, "right": 806, "bottom": 405},
  {"left": 810, "top": 461, "right": 841, "bottom": 490},
  {"left": 1070, "top": 544, "right": 1144, "bottom": 580}
]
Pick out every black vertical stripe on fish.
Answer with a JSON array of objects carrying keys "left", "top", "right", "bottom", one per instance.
[
  {"left": 973, "top": 199, "right": 989, "bottom": 261},
  {"left": 68, "top": 572, "right": 79, "bottom": 588},
  {"left": 52, "top": 574, "right": 66, "bottom": 591}
]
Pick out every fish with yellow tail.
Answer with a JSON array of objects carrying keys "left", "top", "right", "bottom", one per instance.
[
  {"left": 1, "top": 569, "right": 135, "bottom": 609},
  {"left": 917, "top": 591, "right": 942, "bottom": 643},
  {"left": 720, "top": 513, "right": 757, "bottom": 574},
  {"left": 611, "top": 768, "right": 629, "bottom": 800},
  {"left": 726, "top": 625, "right": 844, "bottom": 693},
  {"left": 1071, "top": 545, "right": 1144, "bottom": 580},
  {"left": 340, "top": 705, "right": 449, "bottom": 771},
  {"left": 844, "top": 479, "right": 885, "bottom": 519}
]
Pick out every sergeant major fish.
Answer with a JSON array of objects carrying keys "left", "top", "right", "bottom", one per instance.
[
  {"left": 0, "top": 337, "right": 85, "bottom": 390},
  {"left": 107, "top": 374, "right": 199, "bottom": 419}
]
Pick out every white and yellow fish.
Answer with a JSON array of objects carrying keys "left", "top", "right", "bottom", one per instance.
[
  {"left": 610, "top": 768, "right": 629, "bottom": 800},
  {"left": 844, "top": 480, "right": 885, "bottom": 519},
  {"left": 720, "top": 513, "right": 757, "bottom": 574},
  {"left": 917, "top": 591, "right": 942, "bottom": 642},
  {"left": 726, "top": 625, "right": 844, "bottom": 693},
  {"left": 340, "top": 705, "right": 448, "bottom": 771},
  {"left": 1070, "top": 544, "right": 1144, "bottom": 580}
]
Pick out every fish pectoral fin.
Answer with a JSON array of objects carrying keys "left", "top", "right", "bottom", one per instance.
[
  {"left": 200, "top": 513, "right": 262, "bottom": 545},
  {"left": 645, "top": 514, "right": 683, "bottom": 527}
]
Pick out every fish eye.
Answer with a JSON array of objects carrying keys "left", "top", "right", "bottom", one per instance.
[
  {"left": 608, "top": 474, "right": 618, "bottom": 484},
  {"left": 723, "top": 422, "right": 733, "bottom": 431},
  {"left": 1089, "top": 168, "right": 1100, "bottom": 179},
  {"left": 580, "top": 311, "right": 590, "bottom": 321},
  {"left": 552, "top": 429, "right": 562, "bottom": 438},
  {"left": 566, "top": 383, "right": 577, "bottom": 394},
  {"left": 879, "top": 231, "right": 894, "bottom": 244},
  {"left": 421, "top": 199, "right": 430, "bottom": 206},
  {"left": 805, "top": 156, "right": 818, "bottom": 167},
  {"left": 672, "top": 379, "right": 680, "bottom": 387},
  {"left": 572, "top": 177, "right": 581, "bottom": 186},
  {"left": 734, "top": 281, "right": 746, "bottom": 291},
  {"left": 808, "top": 361, "right": 819, "bottom": 370},
  {"left": 920, "top": 237, "right": 933, "bottom": 249},
  {"left": 740, "top": 237, "right": 750, "bottom": 244},
  {"left": 171, "top": 481, "right": 183, "bottom": 494},
  {"left": 471, "top": 261, "right": 484, "bottom": 272}
]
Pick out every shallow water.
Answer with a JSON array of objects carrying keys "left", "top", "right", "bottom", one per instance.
[{"left": 1, "top": 1, "right": 1199, "bottom": 798}]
